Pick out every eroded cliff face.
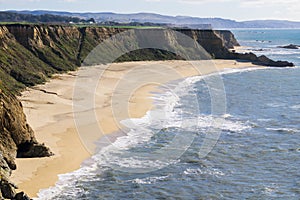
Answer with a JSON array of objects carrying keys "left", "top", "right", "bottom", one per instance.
[
  {"left": 0, "top": 24, "right": 294, "bottom": 199},
  {"left": 1, "top": 25, "right": 291, "bottom": 92},
  {"left": 214, "top": 30, "right": 240, "bottom": 49},
  {"left": 0, "top": 88, "right": 52, "bottom": 165},
  {"left": 0, "top": 89, "right": 52, "bottom": 199}
]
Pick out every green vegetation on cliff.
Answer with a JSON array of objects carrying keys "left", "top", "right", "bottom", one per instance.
[
  {"left": 0, "top": 24, "right": 294, "bottom": 95},
  {"left": 0, "top": 25, "right": 215, "bottom": 93},
  {"left": 0, "top": 11, "right": 88, "bottom": 24}
]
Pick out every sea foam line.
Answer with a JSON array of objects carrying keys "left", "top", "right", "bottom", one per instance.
[{"left": 35, "top": 65, "right": 264, "bottom": 199}]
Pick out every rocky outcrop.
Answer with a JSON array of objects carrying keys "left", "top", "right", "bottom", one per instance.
[
  {"left": 175, "top": 29, "right": 294, "bottom": 67},
  {"left": 0, "top": 89, "right": 52, "bottom": 199},
  {"left": 277, "top": 44, "right": 299, "bottom": 49},
  {"left": 233, "top": 53, "right": 294, "bottom": 67},
  {"left": 214, "top": 30, "right": 240, "bottom": 49},
  {"left": 0, "top": 90, "right": 52, "bottom": 166}
]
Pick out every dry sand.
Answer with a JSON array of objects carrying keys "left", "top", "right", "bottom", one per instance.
[{"left": 11, "top": 60, "right": 262, "bottom": 198}]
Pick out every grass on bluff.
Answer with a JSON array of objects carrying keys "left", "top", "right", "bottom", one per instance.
[
  {"left": 0, "top": 21, "right": 35, "bottom": 25},
  {"left": 0, "top": 21, "right": 163, "bottom": 29},
  {"left": 71, "top": 24, "right": 163, "bottom": 29}
]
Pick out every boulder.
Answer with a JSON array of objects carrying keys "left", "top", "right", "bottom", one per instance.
[
  {"left": 0, "top": 181, "right": 16, "bottom": 199},
  {"left": 17, "top": 142, "right": 53, "bottom": 158},
  {"left": 13, "top": 192, "right": 30, "bottom": 200}
]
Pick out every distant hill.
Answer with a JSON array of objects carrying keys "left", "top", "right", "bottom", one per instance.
[
  {"left": 0, "top": 11, "right": 93, "bottom": 24},
  {"left": 6, "top": 10, "right": 300, "bottom": 29}
]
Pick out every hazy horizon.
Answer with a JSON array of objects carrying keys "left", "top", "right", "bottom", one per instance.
[{"left": 0, "top": 0, "right": 299, "bottom": 21}]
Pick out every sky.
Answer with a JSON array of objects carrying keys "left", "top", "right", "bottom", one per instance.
[{"left": 0, "top": 0, "right": 299, "bottom": 21}]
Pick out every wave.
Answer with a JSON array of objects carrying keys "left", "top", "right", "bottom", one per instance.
[
  {"left": 266, "top": 102, "right": 286, "bottom": 108},
  {"left": 183, "top": 167, "right": 225, "bottom": 177},
  {"left": 36, "top": 66, "right": 262, "bottom": 199},
  {"left": 235, "top": 44, "right": 300, "bottom": 56},
  {"left": 130, "top": 175, "right": 170, "bottom": 185},
  {"left": 260, "top": 50, "right": 300, "bottom": 56},
  {"left": 263, "top": 184, "right": 280, "bottom": 197},
  {"left": 197, "top": 115, "right": 251, "bottom": 133},
  {"left": 290, "top": 104, "right": 300, "bottom": 110},
  {"left": 266, "top": 127, "right": 299, "bottom": 134},
  {"left": 217, "top": 66, "right": 267, "bottom": 75}
]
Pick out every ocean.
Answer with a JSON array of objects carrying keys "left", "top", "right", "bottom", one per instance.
[{"left": 37, "top": 29, "right": 300, "bottom": 199}]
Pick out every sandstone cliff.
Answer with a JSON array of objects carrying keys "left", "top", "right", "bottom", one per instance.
[
  {"left": 0, "top": 88, "right": 52, "bottom": 199},
  {"left": 0, "top": 24, "right": 294, "bottom": 199},
  {"left": 0, "top": 25, "right": 293, "bottom": 93}
]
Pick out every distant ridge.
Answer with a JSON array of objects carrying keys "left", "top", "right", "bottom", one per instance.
[
  {"left": 6, "top": 10, "right": 300, "bottom": 29},
  {"left": 0, "top": 11, "right": 92, "bottom": 24}
]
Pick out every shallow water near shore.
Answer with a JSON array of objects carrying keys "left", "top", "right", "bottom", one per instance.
[
  {"left": 36, "top": 67, "right": 300, "bottom": 199},
  {"left": 36, "top": 30, "right": 300, "bottom": 199}
]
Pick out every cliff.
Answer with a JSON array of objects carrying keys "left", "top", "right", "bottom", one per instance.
[
  {"left": 214, "top": 30, "right": 240, "bottom": 49},
  {"left": 0, "top": 89, "right": 52, "bottom": 199},
  {"left": 0, "top": 25, "right": 293, "bottom": 93},
  {"left": 0, "top": 24, "right": 294, "bottom": 199}
]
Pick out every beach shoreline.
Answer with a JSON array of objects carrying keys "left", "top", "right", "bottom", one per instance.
[{"left": 10, "top": 60, "right": 263, "bottom": 198}]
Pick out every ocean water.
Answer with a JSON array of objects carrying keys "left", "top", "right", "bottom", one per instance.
[
  {"left": 37, "top": 30, "right": 300, "bottom": 199},
  {"left": 231, "top": 29, "right": 300, "bottom": 65}
]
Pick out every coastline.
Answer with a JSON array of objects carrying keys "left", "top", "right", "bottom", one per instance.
[{"left": 11, "top": 60, "right": 263, "bottom": 198}]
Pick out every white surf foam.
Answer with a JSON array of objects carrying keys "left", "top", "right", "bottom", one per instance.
[
  {"left": 36, "top": 66, "right": 261, "bottom": 199},
  {"left": 266, "top": 102, "right": 286, "bottom": 108},
  {"left": 266, "top": 127, "right": 299, "bottom": 134},
  {"left": 183, "top": 167, "right": 225, "bottom": 177},
  {"left": 290, "top": 104, "right": 300, "bottom": 110},
  {"left": 130, "top": 175, "right": 170, "bottom": 184}
]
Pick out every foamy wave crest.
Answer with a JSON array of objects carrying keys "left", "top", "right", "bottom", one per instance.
[
  {"left": 36, "top": 162, "right": 98, "bottom": 199},
  {"left": 183, "top": 167, "right": 225, "bottom": 177},
  {"left": 219, "top": 66, "right": 267, "bottom": 75},
  {"left": 262, "top": 50, "right": 300, "bottom": 56},
  {"left": 266, "top": 127, "right": 300, "bottom": 134},
  {"left": 198, "top": 115, "right": 251, "bottom": 133},
  {"left": 130, "top": 175, "right": 170, "bottom": 184},
  {"left": 290, "top": 104, "right": 300, "bottom": 110},
  {"left": 266, "top": 102, "right": 286, "bottom": 108}
]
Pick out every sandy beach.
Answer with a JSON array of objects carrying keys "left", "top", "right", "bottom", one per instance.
[{"left": 11, "top": 60, "right": 262, "bottom": 198}]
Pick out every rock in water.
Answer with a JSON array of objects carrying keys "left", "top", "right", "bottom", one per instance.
[
  {"left": 232, "top": 52, "right": 294, "bottom": 67},
  {"left": 278, "top": 44, "right": 299, "bottom": 49}
]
